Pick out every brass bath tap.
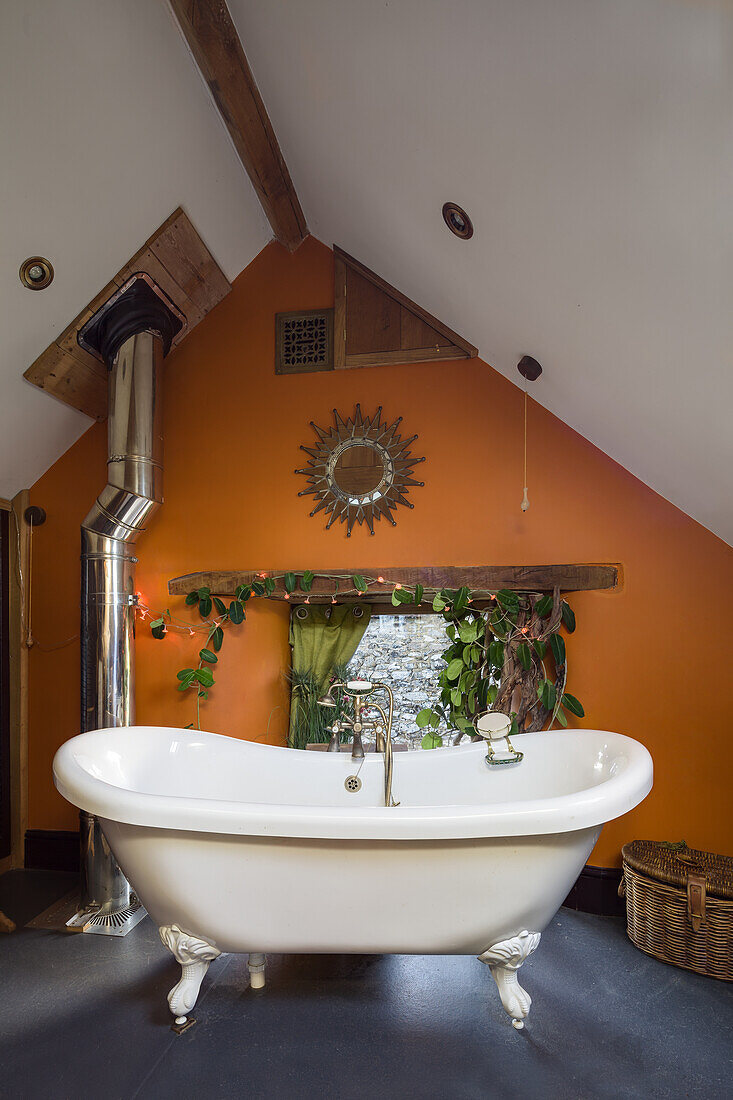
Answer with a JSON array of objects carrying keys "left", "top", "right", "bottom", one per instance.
[{"left": 318, "top": 680, "right": 400, "bottom": 807}]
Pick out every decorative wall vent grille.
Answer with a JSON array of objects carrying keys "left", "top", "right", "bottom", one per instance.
[{"left": 276, "top": 309, "right": 333, "bottom": 374}]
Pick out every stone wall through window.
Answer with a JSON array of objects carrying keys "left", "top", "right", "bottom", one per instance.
[{"left": 349, "top": 614, "right": 447, "bottom": 748}]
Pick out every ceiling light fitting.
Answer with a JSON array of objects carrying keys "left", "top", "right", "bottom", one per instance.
[
  {"left": 517, "top": 357, "right": 543, "bottom": 514},
  {"left": 517, "top": 355, "right": 543, "bottom": 382},
  {"left": 20, "top": 256, "right": 54, "bottom": 291},
  {"left": 442, "top": 202, "right": 473, "bottom": 240}
]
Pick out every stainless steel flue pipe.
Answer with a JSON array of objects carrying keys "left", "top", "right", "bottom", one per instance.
[{"left": 76, "top": 275, "right": 182, "bottom": 934}]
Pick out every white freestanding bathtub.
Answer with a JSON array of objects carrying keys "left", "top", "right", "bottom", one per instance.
[{"left": 53, "top": 725, "right": 652, "bottom": 1030}]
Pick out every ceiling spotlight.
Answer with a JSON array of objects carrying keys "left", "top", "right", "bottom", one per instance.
[
  {"left": 442, "top": 202, "right": 473, "bottom": 240},
  {"left": 20, "top": 256, "right": 54, "bottom": 291}
]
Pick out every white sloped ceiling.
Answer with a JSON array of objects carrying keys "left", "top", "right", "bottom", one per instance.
[
  {"left": 2, "top": 0, "right": 730, "bottom": 546},
  {"left": 0, "top": 0, "right": 270, "bottom": 499}
]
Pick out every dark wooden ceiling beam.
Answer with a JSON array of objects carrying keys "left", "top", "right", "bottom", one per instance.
[
  {"left": 168, "top": 564, "right": 620, "bottom": 599},
  {"left": 169, "top": 0, "right": 307, "bottom": 252}
]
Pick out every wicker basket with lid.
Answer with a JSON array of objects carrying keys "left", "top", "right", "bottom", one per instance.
[{"left": 620, "top": 840, "right": 733, "bottom": 981}]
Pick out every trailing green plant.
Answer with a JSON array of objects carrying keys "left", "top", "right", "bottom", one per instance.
[
  {"left": 414, "top": 588, "right": 582, "bottom": 748},
  {"left": 146, "top": 573, "right": 582, "bottom": 737}
]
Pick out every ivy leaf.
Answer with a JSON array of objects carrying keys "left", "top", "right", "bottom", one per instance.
[
  {"left": 549, "top": 632, "right": 566, "bottom": 668},
  {"left": 458, "top": 619, "right": 478, "bottom": 644},
  {"left": 391, "top": 589, "right": 401, "bottom": 607},
  {"left": 432, "top": 594, "right": 446, "bottom": 612},
  {"left": 194, "top": 668, "right": 214, "bottom": 688},
  {"left": 450, "top": 687, "right": 462, "bottom": 707},
  {"left": 454, "top": 586, "right": 470, "bottom": 614},
  {"left": 562, "top": 693, "right": 585, "bottom": 718},
  {"left": 496, "top": 589, "right": 519, "bottom": 612},
  {"left": 535, "top": 594, "right": 553, "bottom": 617},
  {"left": 416, "top": 708, "right": 434, "bottom": 729},
  {"left": 555, "top": 707, "right": 568, "bottom": 727},
  {"left": 198, "top": 596, "right": 212, "bottom": 618},
  {"left": 459, "top": 669, "right": 477, "bottom": 692},
  {"left": 429, "top": 711, "right": 441, "bottom": 728},
  {"left": 199, "top": 648, "right": 217, "bottom": 664},
  {"left": 414, "top": 584, "right": 424, "bottom": 605},
  {"left": 394, "top": 587, "right": 412, "bottom": 604},
  {"left": 197, "top": 587, "right": 211, "bottom": 599},
  {"left": 352, "top": 574, "right": 367, "bottom": 593},
  {"left": 516, "top": 642, "right": 532, "bottom": 671},
  {"left": 284, "top": 572, "right": 297, "bottom": 594},
  {"left": 177, "top": 681, "right": 191, "bottom": 692},
  {"left": 533, "top": 639, "right": 547, "bottom": 659},
  {"left": 488, "top": 684, "right": 498, "bottom": 704},
  {"left": 421, "top": 731, "right": 444, "bottom": 750},
  {"left": 150, "top": 617, "right": 166, "bottom": 640},
  {"left": 212, "top": 626, "right": 224, "bottom": 652},
  {"left": 176, "top": 668, "right": 194, "bottom": 681},
  {"left": 229, "top": 601, "right": 244, "bottom": 624},
  {"left": 489, "top": 640, "right": 505, "bottom": 669},
  {"left": 264, "top": 577, "right": 276, "bottom": 595},
  {"left": 446, "top": 658, "right": 464, "bottom": 682},
  {"left": 236, "top": 584, "right": 251, "bottom": 601},
  {"left": 561, "top": 602, "right": 576, "bottom": 633},
  {"left": 454, "top": 716, "right": 473, "bottom": 733},
  {"left": 301, "top": 570, "right": 314, "bottom": 592},
  {"left": 213, "top": 596, "right": 226, "bottom": 615},
  {"left": 185, "top": 592, "right": 199, "bottom": 606},
  {"left": 252, "top": 580, "right": 265, "bottom": 596},
  {"left": 489, "top": 609, "right": 508, "bottom": 639},
  {"left": 543, "top": 680, "right": 557, "bottom": 711}
]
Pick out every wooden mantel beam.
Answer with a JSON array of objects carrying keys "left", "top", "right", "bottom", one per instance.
[
  {"left": 169, "top": 0, "right": 307, "bottom": 252},
  {"left": 168, "top": 564, "right": 620, "bottom": 600}
]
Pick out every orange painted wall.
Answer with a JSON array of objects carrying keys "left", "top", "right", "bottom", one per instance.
[{"left": 28, "top": 236, "right": 733, "bottom": 865}]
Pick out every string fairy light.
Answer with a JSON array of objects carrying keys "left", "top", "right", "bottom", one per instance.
[{"left": 135, "top": 573, "right": 524, "bottom": 642}]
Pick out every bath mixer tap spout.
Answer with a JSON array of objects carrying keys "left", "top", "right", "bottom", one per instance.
[{"left": 318, "top": 679, "right": 399, "bottom": 805}]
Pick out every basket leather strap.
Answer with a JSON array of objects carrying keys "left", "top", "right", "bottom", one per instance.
[{"left": 687, "top": 872, "right": 707, "bottom": 932}]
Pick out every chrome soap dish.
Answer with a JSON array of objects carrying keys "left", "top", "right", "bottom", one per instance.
[{"left": 474, "top": 712, "right": 524, "bottom": 767}]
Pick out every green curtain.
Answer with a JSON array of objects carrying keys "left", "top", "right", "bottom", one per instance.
[{"left": 288, "top": 604, "right": 371, "bottom": 744}]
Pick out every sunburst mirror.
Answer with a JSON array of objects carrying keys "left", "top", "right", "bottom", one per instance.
[{"left": 295, "top": 405, "right": 425, "bottom": 536}]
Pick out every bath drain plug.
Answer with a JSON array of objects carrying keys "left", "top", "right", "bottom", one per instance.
[{"left": 345, "top": 775, "right": 362, "bottom": 792}]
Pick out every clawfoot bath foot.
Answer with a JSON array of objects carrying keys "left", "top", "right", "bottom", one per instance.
[
  {"left": 248, "top": 952, "right": 266, "bottom": 989},
  {"left": 159, "top": 925, "right": 222, "bottom": 1026},
  {"left": 478, "top": 930, "right": 541, "bottom": 1030}
]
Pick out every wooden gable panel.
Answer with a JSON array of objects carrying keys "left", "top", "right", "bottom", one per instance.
[
  {"left": 23, "top": 208, "right": 231, "bottom": 421},
  {"left": 345, "top": 268, "right": 401, "bottom": 354},
  {"left": 334, "top": 246, "right": 478, "bottom": 371}
]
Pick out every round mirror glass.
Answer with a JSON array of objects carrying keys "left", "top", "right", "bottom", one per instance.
[{"left": 333, "top": 443, "right": 385, "bottom": 499}]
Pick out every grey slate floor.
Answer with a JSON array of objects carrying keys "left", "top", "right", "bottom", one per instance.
[{"left": 0, "top": 870, "right": 731, "bottom": 1100}]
